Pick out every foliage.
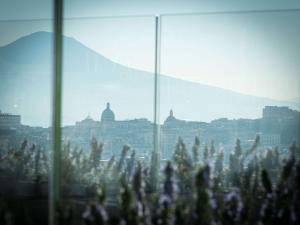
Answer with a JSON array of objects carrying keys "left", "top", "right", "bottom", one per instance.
[{"left": 0, "top": 136, "right": 300, "bottom": 225}]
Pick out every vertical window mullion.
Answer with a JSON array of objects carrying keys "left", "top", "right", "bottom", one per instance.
[
  {"left": 153, "top": 15, "right": 161, "bottom": 190},
  {"left": 154, "top": 15, "right": 161, "bottom": 154},
  {"left": 50, "top": 0, "right": 63, "bottom": 224}
]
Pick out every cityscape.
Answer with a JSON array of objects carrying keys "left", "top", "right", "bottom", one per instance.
[
  {"left": 1, "top": 104, "right": 299, "bottom": 159},
  {"left": 1, "top": 2, "right": 300, "bottom": 224}
]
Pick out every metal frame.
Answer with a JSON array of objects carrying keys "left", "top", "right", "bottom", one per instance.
[
  {"left": 50, "top": 0, "right": 63, "bottom": 224},
  {"left": 152, "top": 15, "right": 162, "bottom": 189},
  {"left": 153, "top": 15, "right": 161, "bottom": 157},
  {"left": 1, "top": 8, "right": 300, "bottom": 22}
]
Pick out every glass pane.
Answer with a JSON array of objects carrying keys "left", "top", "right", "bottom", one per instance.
[
  {"left": 160, "top": 12, "right": 300, "bottom": 161},
  {"left": 0, "top": 20, "right": 53, "bottom": 224},
  {"left": 61, "top": 16, "right": 155, "bottom": 199}
]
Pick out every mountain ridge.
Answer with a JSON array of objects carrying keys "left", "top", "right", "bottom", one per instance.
[{"left": 0, "top": 31, "right": 298, "bottom": 126}]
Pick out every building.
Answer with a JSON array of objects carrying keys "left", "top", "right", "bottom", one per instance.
[
  {"left": 61, "top": 104, "right": 300, "bottom": 160},
  {"left": 263, "top": 106, "right": 299, "bottom": 120},
  {"left": 101, "top": 103, "right": 115, "bottom": 122},
  {"left": 0, "top": 111, "right": 21, "bottom": 150},
  {"left": 63, "top": 103, "right": 153, "bottom": 158},
  {"left": 15, "top": 104, "right": 299, "bottom": 160},
  {"left": 0, "top": 111, "right": 21, "bottom": 129},
  {"left": 262, "top": 106, "right": 300, "bottom": 145},
  {"left": 161, "top": 110, "right": 207, "bottom": 159},
  {"left": 260, "top": 133, "right": 281, "bottom": 146}
]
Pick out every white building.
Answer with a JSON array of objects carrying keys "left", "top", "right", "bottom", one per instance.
[{"left": 0, "top": 111, "right": 21, "bottom": 129}]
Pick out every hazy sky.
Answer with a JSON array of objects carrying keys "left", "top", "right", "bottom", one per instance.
[
  {"left": 1, "top": 0, "right": 300, "bottom": 19},
  {"left": 0, "top": 0, "right": 300, "bottom": 100}
]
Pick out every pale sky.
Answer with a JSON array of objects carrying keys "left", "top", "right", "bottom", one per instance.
[{"left": 0, "top": 0, "right": 300, "bottom": 101}]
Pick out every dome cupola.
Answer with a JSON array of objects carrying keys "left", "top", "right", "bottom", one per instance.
[
  {"left": 101, "top": 102, "right": 115, "bottom": 122},
  {"left": 164, "top": 109, "right": 177, "bottom": 123}
]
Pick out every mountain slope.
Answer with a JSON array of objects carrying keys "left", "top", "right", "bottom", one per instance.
[{"left": 0, "top": 31, "right": 298, "bottom": 126}]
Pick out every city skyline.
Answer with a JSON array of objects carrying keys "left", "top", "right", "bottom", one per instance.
[
  {"left": 1, "top": 31, "right": 299, "bottom": 126},
  {"left": 1, "top": 103, "right": 299, "bottom": 160},
  {"left": 1, "top": 2, "right": 300, "bottom": 224},
  {"left": 1, "top": 103, "right": 299, "bottom": 128}
]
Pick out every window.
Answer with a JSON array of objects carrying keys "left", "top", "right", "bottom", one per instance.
[{"left": 0, "top": 2, "right": 299, "bottom": 224}]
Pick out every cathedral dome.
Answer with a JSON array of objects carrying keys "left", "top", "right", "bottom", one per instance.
[
  {"left": 164, "top": 109, "right": 177, "bottom": 123},
  {"left": 101, "top": 103, "right": 115, "bottom": 122}
]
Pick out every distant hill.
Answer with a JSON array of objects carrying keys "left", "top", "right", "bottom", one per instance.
[{"left": 0, "top": 31, "right": 298, "bottom": 126}]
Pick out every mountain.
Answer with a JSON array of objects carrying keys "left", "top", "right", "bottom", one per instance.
[{"left": 0, "top": 31, "right": 298, "bottom": 126}]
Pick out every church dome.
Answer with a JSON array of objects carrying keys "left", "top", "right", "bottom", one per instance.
[
  {"left": 164, "top": 109, "right": 177, "bottom": 124},
  {"left": 101, "top": 102, "right": 115, "bottom": 122}
]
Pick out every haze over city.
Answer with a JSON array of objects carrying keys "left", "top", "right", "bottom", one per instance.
[
  {"left": 0, "top": 0, "right": 300, "bottom": 127},
  {"left": 0, "top": 31, "right": 299, "bottom": 126}
]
